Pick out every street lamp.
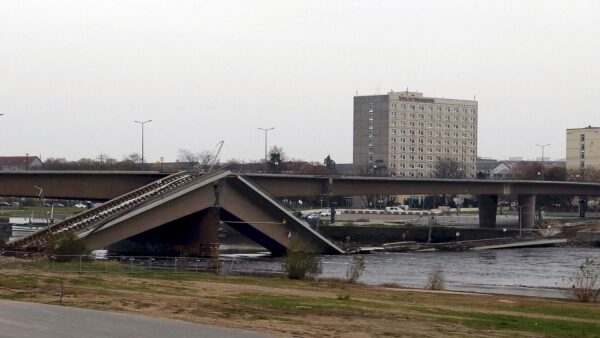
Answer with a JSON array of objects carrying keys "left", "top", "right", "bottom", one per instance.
[
  {"left": 258, "top": 127, "right": 274, "bottom": 172},
  {"left": 134, "top": 120, "right": 152, "bottom": 166},
  {"left": 536, "top": 143, "right": 550, "bottom": 180}
]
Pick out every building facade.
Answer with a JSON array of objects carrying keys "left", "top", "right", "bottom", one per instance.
[
  {"left": 353, "top": 90, "right": 478, "bottom": 177},
  {"left": 566, "top": 126, "right": 600, "bottom": 171}
]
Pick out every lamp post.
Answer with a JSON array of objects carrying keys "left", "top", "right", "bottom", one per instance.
[
  {"left": 536, "top": 143, "right": 550, "bottom": 180},
  {"left": 134, "top": 120, "right": 152, "bottom": 167},
  {"left": 258, "top": 127, "right": 274, "bottom": 172}
]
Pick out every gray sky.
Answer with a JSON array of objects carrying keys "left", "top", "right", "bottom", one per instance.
[{"left": 1, "top": 0, "right": 599, "bottom": 163}]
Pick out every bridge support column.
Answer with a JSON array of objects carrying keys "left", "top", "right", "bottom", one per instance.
[
  {"left": 478, "top": 194, "right": 498, "bottom": 228},
  {"left": 196, "top": 207, "right": 220, "bottom": 258},
  {"left": 579, "top": 199, "right": 587, "bottom": 218},
  {"left": 518, "top": 194, "right": 536, "bottom": 229}
]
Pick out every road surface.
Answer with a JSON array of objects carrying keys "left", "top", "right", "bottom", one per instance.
[{"left": 0, "top": 300, "right": 267, "bottom": 338}]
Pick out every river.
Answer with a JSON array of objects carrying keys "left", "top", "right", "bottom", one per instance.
[{"left": 224, "top": 247, "right": 600, "bottom": 298}]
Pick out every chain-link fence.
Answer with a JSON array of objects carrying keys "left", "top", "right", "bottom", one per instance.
[{"left": 0, "top": 250, "right": 285, "bottom": 277}]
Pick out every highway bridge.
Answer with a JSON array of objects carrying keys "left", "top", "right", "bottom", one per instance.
[{"left": 2, "top": 171, "right": 600, "bottom": 255}]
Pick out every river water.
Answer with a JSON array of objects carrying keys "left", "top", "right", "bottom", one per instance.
[{"left": 225, "top": 247, "right": 600, "bottom": 298}]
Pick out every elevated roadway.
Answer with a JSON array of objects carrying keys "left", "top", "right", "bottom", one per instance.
[
  {"left": 2, "top": 171, "right": 600, "bottom": 229},
  {"left": 2, "top": 171, "right": 600, "bottom": 199}
]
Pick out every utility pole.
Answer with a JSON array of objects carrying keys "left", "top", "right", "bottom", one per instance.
[
  {"left": 258, "top": 127, "right": 274, "bottom": 173},
  {"left": 34, "top": 186, "right": 51, "bottom": 233},
  {"left": 536, "top": 143, "right": 550, "bottom": 180},
  {"left": 134, "top": 120, "right": 152, "bottom": 167}
]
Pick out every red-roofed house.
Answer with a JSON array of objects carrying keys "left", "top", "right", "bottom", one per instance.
[{"left": 0, "top": 156, "right": 43, "bottom": 171}]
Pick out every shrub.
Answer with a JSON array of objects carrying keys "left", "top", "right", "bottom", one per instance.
[
  {"left": 47, "top": 231, "right": 88, "bottom": 261},
  {"left": 426, "top": 265, "right": 445, "bottom": 290},
  {"left": 282, "top": 242, "right": 322, "bottom": 280},
  {"left": 346, "top": 256, "right": 366, "bottom": 284},
  {"left": 565, "top": 258, "right": 600, "bottom": 303}
]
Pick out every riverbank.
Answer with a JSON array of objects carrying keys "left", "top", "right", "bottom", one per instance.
[{"left": 1, "top": 257, "right": 599, "bottom": 337}]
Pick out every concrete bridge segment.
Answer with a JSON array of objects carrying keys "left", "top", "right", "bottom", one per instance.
[
  {"left": 3, "top": 171, "right": 600, "bottom": 243},
  {"left": 7, "top": 171, "right": 343, "bottom": 255}
]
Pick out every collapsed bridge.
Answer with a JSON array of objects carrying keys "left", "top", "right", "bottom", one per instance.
[{"left": 6, "top": 171, "right": 343, "bottom": 256}]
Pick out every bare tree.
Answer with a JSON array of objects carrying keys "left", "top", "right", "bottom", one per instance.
[
  {"left": 198, "top": 151, "right": 214, "bottom": 172},
  {"left": 567, "top": 168, "right": 600, "bottom": 183},
  {"left": 268, "top": 145, "right": 285, "bottom": 173},
  {"left": 426, "top": 264, "right": 445, "bottom": 290},
  {"left": 434, "top": 157, "right": 465, "bottom": 179},
  {"left": 126, "top": 153, "right": 142, "bottom": 163},
  {"left": 324, "top": 155, "right": 337, "bottom": 174},
  {"left": 177, "top": 149, "right": 199, "bottom": 169}
]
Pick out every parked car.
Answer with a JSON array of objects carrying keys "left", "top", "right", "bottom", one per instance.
[
  {"left": 11, "top": 202, "right": 20, "bottom": 207},
  {"left": 306, "top": 213, "right": 320, "bottom": 220},
  {"left": 319, "top": 210, "right": 331, "bottom": 218},
  {"left": 0, "top": 202, "right": 11, "bottom": 206},
  {"left": 52, "top": 203, "right": 65, "bottom": 207},
  {"left": 385, "top": 206, "right": 402, "bottom": 212},
  {"left": 74, "top": 203, "right": 87, "bottom": 208}
]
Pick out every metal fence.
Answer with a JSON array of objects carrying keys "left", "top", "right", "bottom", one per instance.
[{"left": 1, "top": 250, "right": 285, "bottom": 277}]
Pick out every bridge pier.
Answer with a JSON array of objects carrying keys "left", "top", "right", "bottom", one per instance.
[
  {"left": 195, "top": 207, "right": 221, "bottom": 258},
  {"left": 578, "top": 199, "right": 587, "bottom": 218},
  {"left": 478, "top": 194, "right": 498, "bottom": 228},
  {"left": 517, "top": 194, "right": 536, "bottom": 229}
]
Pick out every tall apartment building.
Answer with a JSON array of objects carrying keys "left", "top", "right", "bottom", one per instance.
[
  {"left": 566, "top": 126, "right": 600, "bottom": 171},
  {"left": 353, "top": 90, "right": 478, "bottom": 178}
]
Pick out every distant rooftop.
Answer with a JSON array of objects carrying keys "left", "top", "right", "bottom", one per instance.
[
  {"left": 567, "top": 125, "right": 599, "bottom": 130},
  {"left": 355, "top": 90, "right": 477, "bottom": 104}
]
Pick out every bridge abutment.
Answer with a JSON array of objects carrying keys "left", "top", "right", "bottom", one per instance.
[
  {"left": 478, "top": 194, "right": 498, "bottom": 228},
  {"left": 517, "top": 194, "right": 536, "bottom": 229}
]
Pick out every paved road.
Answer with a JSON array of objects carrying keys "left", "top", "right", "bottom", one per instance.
[{"left": 0, "top": 300, "right": 267, "bottom": 338}]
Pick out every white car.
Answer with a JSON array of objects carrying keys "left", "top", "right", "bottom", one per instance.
[
  {"left": 385, "top": 206, "right": 401, "bottom": 212},
  {"left": 74, "top": 203, "right": 87, "bottom": 208}
]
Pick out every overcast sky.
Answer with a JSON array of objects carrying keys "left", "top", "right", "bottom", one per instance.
[{"left": 1, "top": 0, "right": 598, "bottom": 164}]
